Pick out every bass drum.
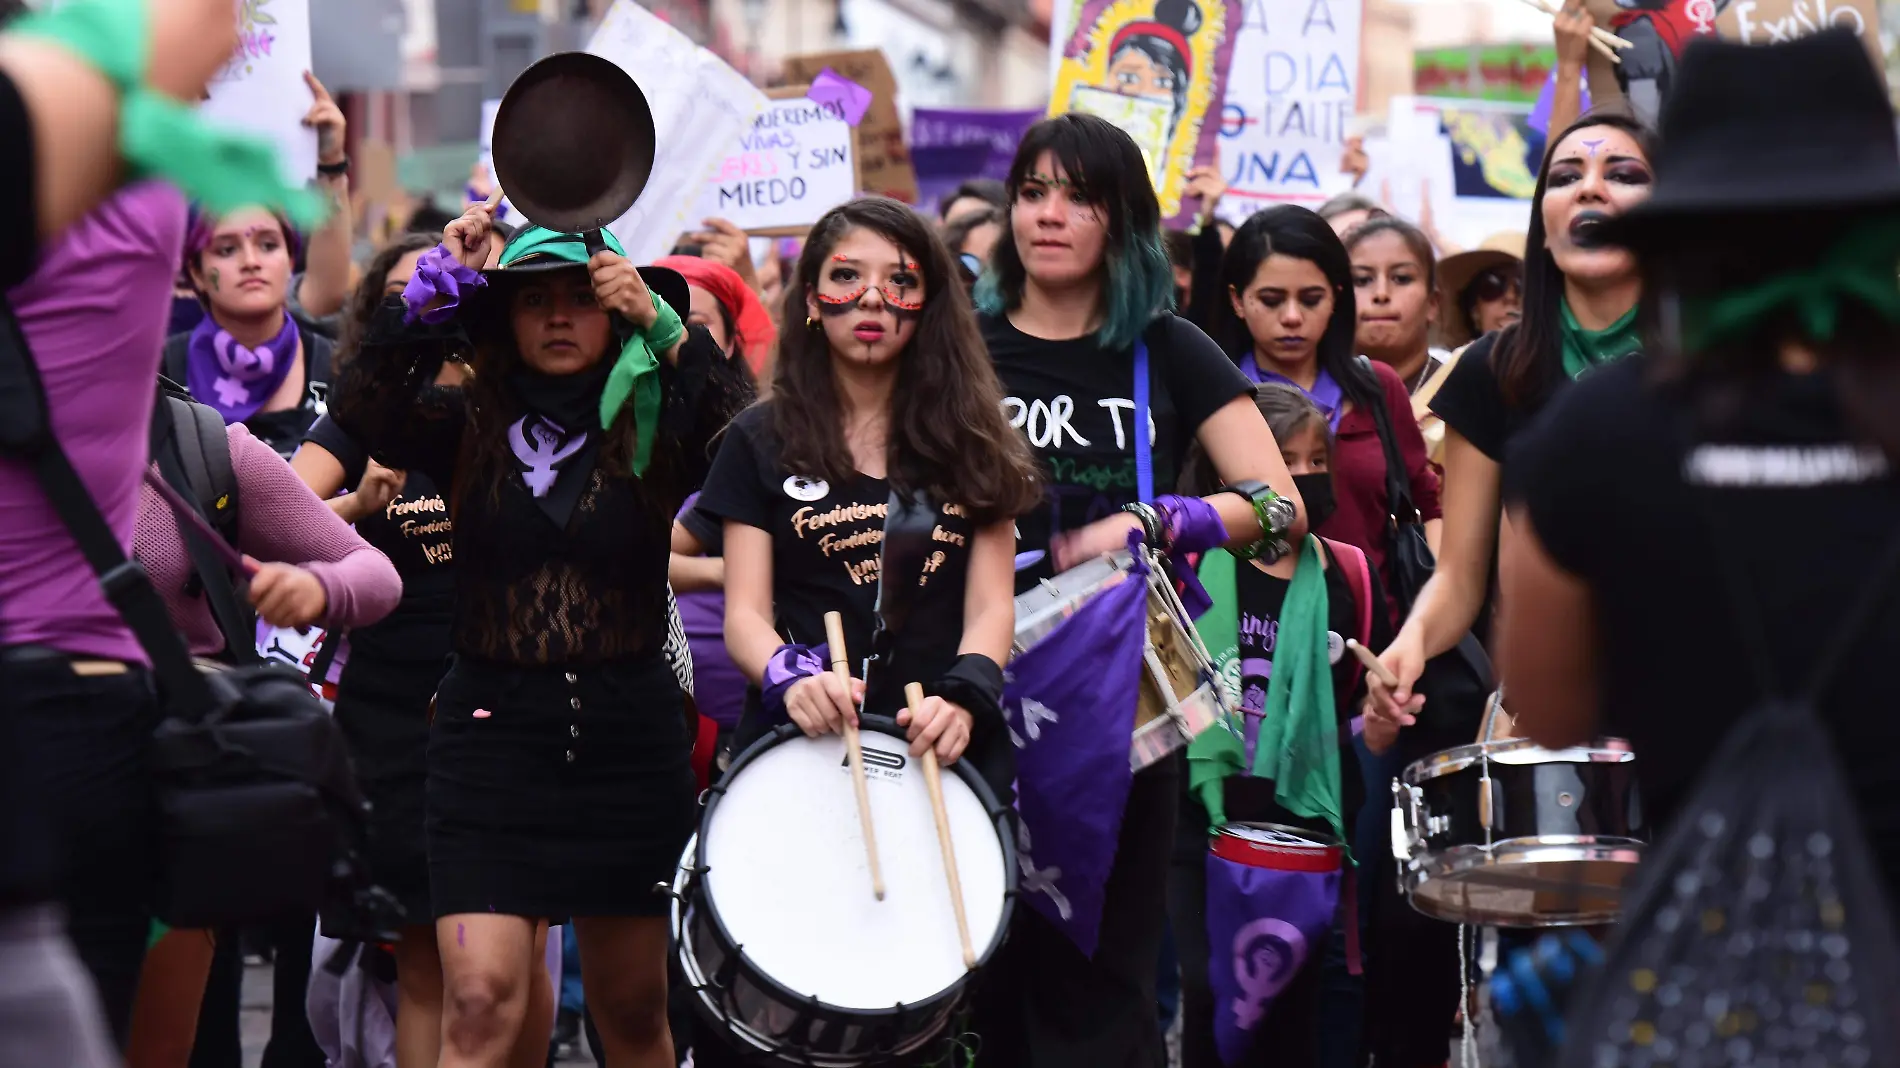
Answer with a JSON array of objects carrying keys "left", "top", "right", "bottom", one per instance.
[
  {"left": 1391, "top": 738, "right": 1645, "bottom": 927},
  {"left": 670, "top": 718, "right": 1016, "bottom": 1065}
]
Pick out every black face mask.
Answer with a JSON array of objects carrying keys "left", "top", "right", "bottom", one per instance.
[{"left": 1293, "top": 472, "right": 1338, "bottom": 530}]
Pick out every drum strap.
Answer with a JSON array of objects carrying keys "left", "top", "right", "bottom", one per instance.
[{"left": 1133, "top": 338, "right": 1153, "bottom": 503}]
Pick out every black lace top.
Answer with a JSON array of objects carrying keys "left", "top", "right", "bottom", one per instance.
[{"left": 330, "top": 299, "right": 737, "bottom": 667}]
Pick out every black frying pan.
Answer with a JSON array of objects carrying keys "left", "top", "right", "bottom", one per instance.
[{"left": 490, "top": 52, "right": 657, "bottom": 256}]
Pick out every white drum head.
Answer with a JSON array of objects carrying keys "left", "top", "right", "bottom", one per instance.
[{"left": 702, "top": 730, "right": 1009, "bottom": 1011}]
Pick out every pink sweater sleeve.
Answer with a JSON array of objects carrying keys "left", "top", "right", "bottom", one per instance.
[{"left": 228, "top": 424, "right": 403, "bottom": 630}]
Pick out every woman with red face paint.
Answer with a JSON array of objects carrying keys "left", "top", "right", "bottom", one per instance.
[
  {"left": 975, "top": 112, "right": 1305, "bottom": 1068},
  {"left": 702, "top": 195, "right": 1039, "bottom": 769}
]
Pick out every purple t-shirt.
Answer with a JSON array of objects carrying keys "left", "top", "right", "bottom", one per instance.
[{"left": 0, "top": 182, "right": 189, "bottom": 663}]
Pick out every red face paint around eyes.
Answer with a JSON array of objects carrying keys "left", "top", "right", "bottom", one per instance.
[{"left": 816, "top": 285, "right": 869, "bottom": 316}]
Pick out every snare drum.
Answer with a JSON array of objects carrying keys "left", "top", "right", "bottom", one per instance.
[
  {"left": 1390, "top": 738, "right": 1646, "bottom": 927},
  {"left": 670, "top": 719, "right": 1016, "bottom": 1066},
  {"left": 1012, "top": 549, "right": 1222, "bottom": 770}
]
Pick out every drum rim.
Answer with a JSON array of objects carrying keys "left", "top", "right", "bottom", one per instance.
[
  {"left": 1215, "top": 820, "right": 1344, "bottom": 850},
  {"left": 1401, "top": 737, "right": 1635, "bottom": 784},
  {"left": 1401, "top": 837, "right": 1645, "bottom": 927},
  {"left": 689, "top": 716, "right": 1020, "bottom": 1024}
]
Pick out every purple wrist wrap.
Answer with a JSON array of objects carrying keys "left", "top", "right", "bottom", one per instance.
[
  {"left": 761, "top": 643, "right": 827, "bottom": 718},
  {"left": 1156, "top": 494, "right": 1223, "bottom": 618},
  {"left": 403, "top": 244, "right": 486, "bottom": 325}
]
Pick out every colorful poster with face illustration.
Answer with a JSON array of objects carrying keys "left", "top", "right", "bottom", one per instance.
[
  {"left": 1049, "top": 0, "right": 1241, "bottom": 225},
  {"left": 198, "top": 0, "right": 316, "bottom": 186}
]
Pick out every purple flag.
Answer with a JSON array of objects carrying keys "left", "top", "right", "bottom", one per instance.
[
  {"left": 911, "top": 107, "right": 1043, "bottom": 212},
  {"left": 1204, "top": 851, "right": 1340, "bottom": 1064},
  {"left": 1528, "top": 67, "right": 1592, "bottom": 137},
  {"left": 1002, "top": 540, "right": 1147, "bottom": 956}
]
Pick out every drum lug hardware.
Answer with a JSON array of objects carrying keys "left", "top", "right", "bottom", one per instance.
[
  {"left": 1390, "top": 780, "right": 1425, "bottom": 862},
  {"left": 651, "top": 882, "right": 682, "bottom": 901}
]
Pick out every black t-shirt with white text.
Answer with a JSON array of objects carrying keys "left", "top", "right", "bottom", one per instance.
[
  {"left": 1510, "top": 357, "right": 1900, "bottom": 905},
  {"left": 982, "top": 312, "right": 1251, "bottom": 590},
  {"left": 302, "top": 415, "right": 454, "bottom": 662},
  {"left": 696, "top": 405, "right": 977, "bottom": 727}
]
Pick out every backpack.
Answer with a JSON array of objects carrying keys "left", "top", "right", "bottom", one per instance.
[{"left": 155, "top": 375, "right": 241, "bottom": 547}]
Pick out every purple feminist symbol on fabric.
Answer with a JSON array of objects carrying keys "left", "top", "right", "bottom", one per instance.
[
  {"left": 211, "top": 330, "right": 277, "bottom": 409},
  {"left": 507, "top": 416, "right": 588, "bottom": 497},
  {"left": 1581, "top": 138, "right": 1606, "bottom": 157},
  {"left": 1230, "top": 919, "right": 1308, "bottom": 1032}
]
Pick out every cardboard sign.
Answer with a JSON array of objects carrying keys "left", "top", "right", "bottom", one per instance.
[
  {"left": 199, "top": 0, "right": 317, "bottom": 186},
  {"left": 782, "top": 50, "right": 918, "bottom": 204},
  {"left": 1716, "top": 0, "right": 1878, "bottom": 60},
  {"left": 692, "top": 87, "right": 861, "bottom": 236},
  {"left": 1049, "top": 0, "right": 1241, "bottom": 225},
  {"left": 1214, "top": 0, "right": 1365, "bottom": 219}
]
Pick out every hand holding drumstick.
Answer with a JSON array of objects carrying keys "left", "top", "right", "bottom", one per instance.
[
  {"left": 825, "top": 611, "right": 885, "bottom": 901},
  {"left": 906, "top": 682, "right": 976, "bottom": 970},
  {"left": 1347, "top": 639, "right": 1413, "bottom": 755}
]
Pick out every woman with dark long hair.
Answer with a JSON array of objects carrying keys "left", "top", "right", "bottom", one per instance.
[
  {"left": 1212, "top": 205, "right": 1440, "bottom": 584},
  {"left": 975, "top": 112, "right": 1304, "bottom": 1068},
  {"left": 1369, "top": 111, "right": 1651, "bottom": 711},
  {"left": 331, "top": 199, "right": 730, "bottom": 1067}
]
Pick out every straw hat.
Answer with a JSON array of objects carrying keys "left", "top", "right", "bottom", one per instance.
[{"left": 1435, "top": 232, "right": 1527, "bottom": 348}]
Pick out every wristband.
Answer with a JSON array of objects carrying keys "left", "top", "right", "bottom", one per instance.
[
  {"left": 924, "top": 653, "right": 1005, "bottom": 729},
  {"left": 317, "top": 158, "right": 350, "bottom": 177},
  {"left": 1154, "top": 494, "right": 1226, "bottom": 556},
  {"left": 1120, "top": 501, "right": 1162, "bottom": 547},
  {"left": 402, "top": 245, "right": 486, "bottom": 325},
  {"left": 1216, "top": 480, "right": 1296, "bottom": 563},
  {"left": 760, "top": 643, "right": 826, "bottom": 719}
]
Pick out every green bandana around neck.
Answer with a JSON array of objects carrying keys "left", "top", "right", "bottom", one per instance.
[
  {"left": 13, "top": 0, "right": 325, "bottom": 228},
  {"left": 1558, "top": 300, "right": 1641, "bottom": 380},
  {"left": 493, "top": 227, "right": 684, "bottom": 476},
  {"left": 1186, "top": 538, "right": 1346, "bottom": 850},
  {"left": 1682, "top": 219, "right": 1900, "bottom": 354}
]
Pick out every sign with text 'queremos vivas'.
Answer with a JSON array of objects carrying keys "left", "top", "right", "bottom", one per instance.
[
  {"left": 693, "top": 88, "right": 861, "bottom": 237},
  {"left": 1215, "top": 0, "right": 1364, "bottom": 220}
]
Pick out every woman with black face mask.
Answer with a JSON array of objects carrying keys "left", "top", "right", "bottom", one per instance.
[{"left": 1173, "top": 383, "right": 1399, "bottom": 1068}]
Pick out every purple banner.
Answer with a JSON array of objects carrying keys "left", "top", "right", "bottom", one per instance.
[
  {"left": 1001, "top": 543, "right": 1147, "bottom": 957},
  {"left": 910, "top": 107, "right": 1043, "bottom": 212},
  {"left": 1205, "top": 854, "right": 1339, "bottom": 1064}
]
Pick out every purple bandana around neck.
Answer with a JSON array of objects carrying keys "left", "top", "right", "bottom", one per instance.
[
  {"left": 507, "top": 414, "right": 589, "bottom": 497},
  {"left": 1241, "top": 355, "right": 1345, "bottom": 435},
  {"left": 185, "top": 315, "right": 302, "bottom": 423}
]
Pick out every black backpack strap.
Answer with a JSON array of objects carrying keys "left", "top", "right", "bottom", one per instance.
[
  {"left": 1354, "top": 355, "right": 1419, "bottom": 526},
  {"left": 161, "top": 332, "right": 191, "bottom": 388},
  {"left": 0, "top": 302, "right": 217, "bottom": 717},
  {"left": 162, "top": 393, "right": 241, "bottom": 544},
  {"left": 151, "top": 396, "right": 259, "bottom": 667}
]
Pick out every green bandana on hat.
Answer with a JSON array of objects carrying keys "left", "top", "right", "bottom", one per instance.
[{"left": 490, "top": 226, "right": 683, "bottom": 477}]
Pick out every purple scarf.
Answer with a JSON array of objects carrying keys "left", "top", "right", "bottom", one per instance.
[
  {"left": 185, "top": 315, "right": 301, "bottom": 423},
  {"left": 1240, "top": 355, "right": 1345, "bottom": 435}
]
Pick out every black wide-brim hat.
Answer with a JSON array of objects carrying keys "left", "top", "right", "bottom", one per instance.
[{"left": 1603, "top": 27, "right": 1900, "bottom": 249}]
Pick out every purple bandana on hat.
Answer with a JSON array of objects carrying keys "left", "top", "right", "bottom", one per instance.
[
  {"left": 1240, "top": 355, "right": 1346, "bottom": 435},
  {"left": 1205, "top": 843, "right": 1340, "bottom": 1063},
  {"left": 507, "top": 414, "right": 589, "bottom": 497},
  {"left": 185, "top": 315, "right": 301, "bottom": 423},
  {"left": 1001, "top": 530, "right": 1148, "bottom": 956}
]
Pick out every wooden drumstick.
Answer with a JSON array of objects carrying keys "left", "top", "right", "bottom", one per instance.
[
  {"left": 906, "top": 682, "right": 977, "bottom": 970},
  {"left": 1345, "top": 639, "right": 1401, "bottom": 690},
  {"left": 824, "top": 612, "right": 885, "bottom": 901}
]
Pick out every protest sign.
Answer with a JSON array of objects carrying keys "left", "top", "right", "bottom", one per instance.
[
  {"left": 910, "top": 107, "right": 1042, "bottom": 211},
  {"left": 783, "top": 50, "right": 919, "bottom": 203},
  {"left": 199, "top": 0, "right": 317, "bottom": 186},
  {"left": 692, "top": 88, "right": 861, "bottom": 236},
  {"left": 1214, "top": 0, "right": 1364, "bottom": 221},
  {"left": 586, "top": 0, "right": 769, "bottom": 265},
  {"left": 1050, "top": 0, "right": 1241, "bottom": 224},
  {"left": 1361, "top": 96, "right": 1531, "bottom": 253}
]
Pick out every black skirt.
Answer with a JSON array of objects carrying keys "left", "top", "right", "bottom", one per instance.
[
  {"left": 329, "top": 651, "right": 444, "bottom": 926},
  {"left": 426, "top": 653, "right": 697, "bottom": 919}
]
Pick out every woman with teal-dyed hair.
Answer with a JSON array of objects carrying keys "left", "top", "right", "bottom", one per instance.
[{"left": 975, "top": 112, "right": 1307, "bottom": 1068}]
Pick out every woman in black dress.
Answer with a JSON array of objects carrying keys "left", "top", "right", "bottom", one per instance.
[
  {"left": 974, "top": 113, "right": 1305, "bottom": 1068},
  {"left": 330, "top": 197, "right": 726, "bottom": 1068}
]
